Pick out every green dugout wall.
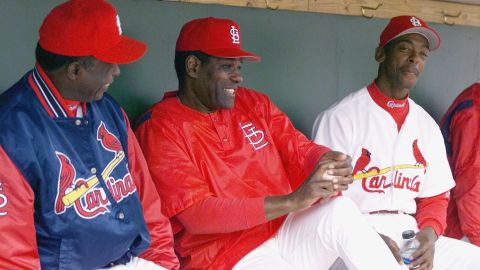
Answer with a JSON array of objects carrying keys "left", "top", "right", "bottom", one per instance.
[{"left": 1, "top": 0, "right": 479, "bottom": 135}]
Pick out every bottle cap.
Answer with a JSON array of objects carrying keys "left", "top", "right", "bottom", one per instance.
[{"left": 402, "top": 230, "right": 416, "bottom": 239}]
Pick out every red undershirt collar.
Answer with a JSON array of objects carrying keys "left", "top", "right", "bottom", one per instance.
[{"left": 367, "top": 81, "right": 409, "bottom": 131}]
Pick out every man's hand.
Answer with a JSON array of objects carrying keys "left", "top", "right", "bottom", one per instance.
[
  {"left": 289, "top": 161, "right": 339, "bottom": 210},
  {"left": 264, "top": 151, "right": 353, "bottom": 220},
  {"left": 290, "top": 151, "right": 354, "bottom": 210},
  {"left": 409, "top": 227, "right": 437, "bottom": 270},
  {"left": 379, "top": 233, "right": 404, "bottom": 265},
  {"left": 317, "top": 151, "right": 354, "bottom": 192}
]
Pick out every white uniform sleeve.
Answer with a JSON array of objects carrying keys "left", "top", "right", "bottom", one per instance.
[{"left": 312, "top": 109, "right": 353, "bottom": 155}]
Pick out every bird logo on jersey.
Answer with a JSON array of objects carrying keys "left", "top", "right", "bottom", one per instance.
[
  {"left": 352, "top": 148, "right": 372, "bottom": 175},
  {"left": 412, "top": 139, "right": 427, "bottom": 174},
  {"left": 353, "top": 140, "right": 428, "bottom": 193},
  {"left": 98, "top": 122, "right": 123, "bottom": 155},
  {"left": 54, "top": 153, "right": 77, "bottom": 214},
  {"left": 54, "top": 121, "right": 136, "bottom": 219}
]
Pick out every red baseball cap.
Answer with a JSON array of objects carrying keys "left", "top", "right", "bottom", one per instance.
[
  {"left": 39, "top": 0, "right": 147, "bottom": 64},
  {"left": 176, "top": 17, "right": 261, "bottom": 61},
  {"left": 379, "top": 16, "right": 441, "bottom": 51}
]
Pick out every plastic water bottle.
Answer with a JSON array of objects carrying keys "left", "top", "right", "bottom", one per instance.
[{"left": 401, "top": 230, "right": 420, "bottom": 265}]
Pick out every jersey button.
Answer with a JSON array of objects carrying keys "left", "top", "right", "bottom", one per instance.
[
  {"left": 75, "top": 119, "right": 81, "bottom": 126},
  {"left": 118, "top": 212, "right": 125, "bottom": 220},
  {"left": 90, "top": 167, "right": 97, "bottom": 174}
]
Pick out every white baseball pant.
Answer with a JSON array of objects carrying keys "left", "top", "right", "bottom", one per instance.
[
  {"left": 97, "top": 257, "right": 168, "bottom": 270},
  {"left": 233, "top": 196, "right": 405, "bottom": 270},
  {"left": 331, "top": 213, "right": 480, "bottom": 270},
  {"left": 368, "top": 213, "right": 480, "bottom": 270}
]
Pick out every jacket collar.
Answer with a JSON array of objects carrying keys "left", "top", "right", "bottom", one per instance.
[{"left": 28, "top": 63, "right": 86, "bottom": 118}]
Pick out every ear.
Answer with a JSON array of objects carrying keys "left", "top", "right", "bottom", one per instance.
[
  {"left": 65, "top": 61, "right": 82, "bottom": 80},
  {"left": 185, "top": 55, "right": 202, "bottom": 79},
  {"left": 375, "top": 46, "right": 386, "bottom": 64}
]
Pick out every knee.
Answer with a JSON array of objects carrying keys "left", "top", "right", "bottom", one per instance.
[
  {"left": 328, "top": 196, "right": 359, "bottom": 214},
  {"left": 299, "top": 196, "right": 363, "bottom": 229},
  {"left": 307, "top": 196, "right": 368, "bottom": 239},
  {"left": 324, "top": 196, "right": 364, "bottom": 226}
]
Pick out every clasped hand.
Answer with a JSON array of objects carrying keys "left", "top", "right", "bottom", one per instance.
[{"left": 292, "top": 151, "right": 354, "bottom": 210}]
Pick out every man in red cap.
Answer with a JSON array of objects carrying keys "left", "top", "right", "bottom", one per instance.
[
  {"left": 440, "top": 82, "right": 480, "bottom": 246},
  {"left": 135, "top": 17, "right": 408, "bottom": 270},
  {"left": 313, "top": 16, "right": 480, "bottom": 270},
  {"left": 0, "top": 1, "right": 179, "bottom": 269}
]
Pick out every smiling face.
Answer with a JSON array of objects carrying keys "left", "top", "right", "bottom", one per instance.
[
  {"left": 185, "top": 56, "right": 244, "bottom": 113},
  {"left": 375, "top": 33, "right": 430, "bottom": 98}
]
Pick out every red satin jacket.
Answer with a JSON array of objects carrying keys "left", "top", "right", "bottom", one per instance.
[
  {"left": 440, "top": 82, "right": 480, "bottom": 246},
  {"left": 135, "top": 87, "right": 328, "bottom": 269}
]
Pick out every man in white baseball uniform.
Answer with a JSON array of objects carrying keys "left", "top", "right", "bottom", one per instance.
[{"left": 313, "top": 16, "right": 480, "bottom": 270}]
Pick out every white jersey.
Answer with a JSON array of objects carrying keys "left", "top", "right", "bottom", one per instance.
[{"left": 313, "top": 87, "right": 455, "bottom": 214}]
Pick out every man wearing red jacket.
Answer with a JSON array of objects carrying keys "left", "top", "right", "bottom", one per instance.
[
  {"left": 135, "top": 17, "right": 406, "bottom": 270},
  {"left": 441, "top": 82, "right": 480, "bottom": 246},
  {"left": 0, "top": 1, "right": 179, "bottom": 269}
]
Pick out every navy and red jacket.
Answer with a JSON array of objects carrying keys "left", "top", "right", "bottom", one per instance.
[{"left": 0, "top": 65, "right": 179, "bottom": 269}]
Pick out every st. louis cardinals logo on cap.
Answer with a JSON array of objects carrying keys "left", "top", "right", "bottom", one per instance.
[
  {"left": 352, "top": 139, "right": 428, "bottom": 193},
  {"left": 38, "top": 0, "right": 146, "bottom": 65},
  {"left": 175, "top": 17, "right": 260, "bottom": 61},
  {"left": 230, "top": 25, "right": 240, "bottom": 44},
  {"left": 379, "top": 15, "right": 441, "bottom": 51},
  {"left": 410, "top": 16, "right": 422, "bottom": 27},
  {"left": 116, "top": 15, "right": 122, "bottom": 35},
  {"left": 54, "top": 122, "right": 136, "bottom": 219}
]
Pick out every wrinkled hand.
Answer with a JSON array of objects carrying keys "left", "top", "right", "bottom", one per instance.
[
  {"left": 379, "top": 233, "right": 403, "bottom": 265},
  {"left": 290, "top": 151, "right": 353, "bottom": 210},
  {"left": 317, "top": 151, "right": 354, "bottom": 192},
  {"left": 409, "top": 227, "right": 437, "bottom": 270}
]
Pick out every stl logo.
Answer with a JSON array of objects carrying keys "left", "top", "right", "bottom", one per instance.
[
  {"left": 240, "top": 122, "right": 269, "bottom": 150},
  {"left": 230, "top": 26, "right": 240, "bottom": 44},
  {"left": 0, "top": 182, "right": 8, "bottom": 216},
  {"left": 116, "top": 15, "right": 123, "bottom": 35},
  {"left": 410, "top": 17, "right": 422, "bottom": 27}
]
